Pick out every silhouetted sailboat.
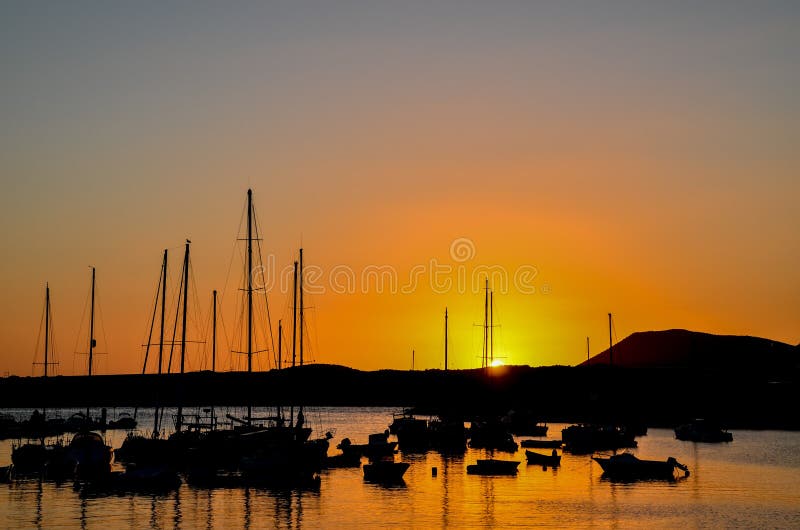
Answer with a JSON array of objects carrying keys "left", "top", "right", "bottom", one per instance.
[{"left": 11, "top": 282, "right": 66, "bottom": 475}]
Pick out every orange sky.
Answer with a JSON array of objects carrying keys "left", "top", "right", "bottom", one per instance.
[{"left": 1, "top": 3, "right": 798, "bottom": 375}]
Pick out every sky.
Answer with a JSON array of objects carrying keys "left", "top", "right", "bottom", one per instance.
[{"left": 1, "top": 2, "right": 798, "bottom": 376}]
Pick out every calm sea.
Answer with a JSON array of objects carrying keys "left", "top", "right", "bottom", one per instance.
[{"left": 0, "top": 407, "right": 798, "bottom": 528}]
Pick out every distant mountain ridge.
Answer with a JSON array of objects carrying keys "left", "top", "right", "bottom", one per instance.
[{"left": 579, "top": 329, "right": 798, "bottom": 372}]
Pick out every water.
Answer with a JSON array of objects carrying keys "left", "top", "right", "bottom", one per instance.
[{"left": 1, "top": 407, "right": 799, "bottom": 528}]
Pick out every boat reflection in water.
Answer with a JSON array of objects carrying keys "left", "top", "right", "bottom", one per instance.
[{"left": 1, "top": 414, "right": 798, "bottom": 528}]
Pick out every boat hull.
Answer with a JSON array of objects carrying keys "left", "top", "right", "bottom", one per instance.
[{"left": 525, "top": 450, "right": 561, "bottom": 467}]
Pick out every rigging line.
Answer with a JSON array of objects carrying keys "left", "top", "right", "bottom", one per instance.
[
  {"left": 96, "top": 288, "right": 112, "bottom": 373},
  {"left": 166, "top": 267, "right": 185, "bottom": 374},
  {"left": 72, "top": 278, "right": 92, "bottom": 360},
  {"left": 253, "top": 210, "right": 276, "bottom": 364},
  {"left": 48, "top": 299, "right": 59, "bottom": 372},
  {"left": 32, "top": 296, "right": 46, "bottom": 375},
  {"left": 141, "top": 260, "right": 163, "bottom": 374},
  {"left": 252, "top": 206, "right": 276, "bottom": 366},
  {"left": 217, "top": 199, "right": 248, "bottom": 327},
  {"left": 218, "top": 297, "right": 234, "bottom": 372}
]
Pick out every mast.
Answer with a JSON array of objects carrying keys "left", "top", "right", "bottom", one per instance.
[
  {"left": 44, "top": 283, "right": 50, "bottom": 378},
  {"left": 151, "top": 250, "right": 167, "bottom": 437},
  {"left": 43, "top": 283, "right": 51, "bottom": 423},
  {"left": 298, "top": 248, "right": 305, "bottom": 424},
  {"left": 290, "top": 260, "right": 298, "bottom": 427},
  {"left": 292, "top": 261, "right": 298, "bottom": 369},
  {"left": 490, "top": 291, "right": 494, "bottom": 365},
  {"left": 278, "top": 320, "right": 282, "bottom": 370},
  {"left": 299, "top": 248, "right": 304, "bottom": 367},
  {"left": 211, "top": 288, "right": 217, "bottom": 430},
  {"left": 482, "top": 278, "right": 488, "bottom": 369},
  {"left": 444, "top": 307, "right": 448, "bottom": 371},
  {"left": 88, "top": 267, "right": 96, "bottom": 377},
  {"left": 212, "top": 290, "right": 217, "bottom": 372},
  {"left": 158, "top": 250, "right": 167, "bottom": 375},
  {"left": 176, "top": 240, "right": 190, "bottom": 433},
  {"left": 180, "top": 241, "right": 189, "bottom": 375},
  {"left": 247, "top": 190, "right": 253, "bottom": 425},
  {"left": 412, "top": 349, "right": 415, "bottom": 371},
  {"left": 608, "top": 313, "right": 613, "bottom": 366}
]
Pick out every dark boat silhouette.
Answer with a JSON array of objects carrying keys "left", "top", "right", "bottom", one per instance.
[
  {"left": 525, "top": 449, "right": 561, "bottom": 467},
  {"left": 363, "top": 459, "right": 410, "bottom": 483},
  {"left": 466, "top": 459, "right": 520, "bottom": 476},
  {"left": 520, "top": 439, "right": 562, "bottom": 449},
  {"left": 468, "top": 419, "right": 518, "bottom": 452},
  {"left": 675, "top": 419, "right": 733, "bottom": 443},
  {"left": 561, "top": 424, "right": 637, "bottom": 453},
  {"left": 593, "top": 453, "right": 689, "bottom": 480}
]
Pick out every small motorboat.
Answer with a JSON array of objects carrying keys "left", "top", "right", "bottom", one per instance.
[
  {"left": 466, "top": 459, "right": 520, "bottom": 476},
  {"left": 674, "top": 420, "right": 732, "bottom": 443},
  {"left": 468, "top": 420, "right": 519, "bottom": 453},
  {"left": 363, "top": 460, "right": 410, "bottom": 482},
  {"left": 525, "top": 450, "right": 561, "bottom": 467},
  {"left": 108, "top": 413, "right": 138, "bottom": 430},
  {"left": 520, "top": 439, "right": 562, "bottom": 449},
  {"left": 592, "top": 453, "right": 689, "bottom": 480},
  {"left": 337, "top": 432, "right": 397, "bottom": 459},
  {"left": 68, "top": 430, "right": 113, "bottom": 481},
  {"left": 561, "top": 424, "right": 637, "bottom": 453}
]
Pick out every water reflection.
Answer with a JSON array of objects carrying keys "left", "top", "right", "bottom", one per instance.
[
  {"left": 205, "top": 489, "right": 212, "bottom": 530},
  {"left": 33, "top": 479, "right": 42, "bottom": 529},
  {"left": 242, "top": 487, "right": 250, "bottom": 530},
  {"left": 0, "top": 411, "right": 798, "bottom": 528},
  {"left": 173, "top": 487, "right": 181, "bottom": 529}
]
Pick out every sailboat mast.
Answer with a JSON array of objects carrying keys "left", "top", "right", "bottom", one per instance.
[
  {"left": 278, "top": 320, "right": 282, "bottom": 370},
  {"left": 180, "top": 242, "right": 189, "bottom": 375},
  {"left": 158, "top": 250, "right": 167, "bottom": 375},
  {"left": 246, "top": 189, "right": 254, "bottom": 425},
  {"left": 44, "top": 283, "right": 50, "bottom": 378},
  {"left": 212, "top": 290, "right": 217, "bottom": 372},
  {"left": 299, "top": 248, "right": 304, "bottom": 367},
  {"left": 483, "top": 278, "right": 488, "bottom": 369},
  {"left": 292, "top": 261, "right": 298, "bottom": 369},
  {"left": 290, "top": 260, "right": 297, "bottom": 427},
  {"left": 444, "top": 307, "right": 448, "bottom": 371},
  {"left": 176, "top": 240, "right": 189, "bottom": 433},
  {"left": 88, "top": 267, "right": 95, "bottom": 377},
  {"left": 247, "top": 189, "right": 253, "bottom": 375},
  {"left": 608, "top": 313, "right": 613, "bottom": 366},
  {"left": 490, "top": 291, "right": 494, "bottom": 365}
]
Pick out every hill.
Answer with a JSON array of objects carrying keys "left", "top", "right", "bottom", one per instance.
[{"left": 579, "top": 329, "right": 798, "bottom": 374}]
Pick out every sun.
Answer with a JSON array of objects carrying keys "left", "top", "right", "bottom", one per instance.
[{"left": 490, "top": 359, "right": 505, "bottom": 368}]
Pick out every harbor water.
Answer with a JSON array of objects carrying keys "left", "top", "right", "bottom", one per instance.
[{"left": 0, "top": 407, "right": 799, "bottom": 528}]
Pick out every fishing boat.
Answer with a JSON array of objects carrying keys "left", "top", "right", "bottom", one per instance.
[
  {"left": 363, "top": 459, "right": 410, "bottom": 482},
  {"left": 561, "top": 424, "right": 637, "bottom": 453},
  {"left": 108, "top": 412, "right": 137, "bottom": 430},
  {"left": 68, "top": 430, "right": 113, "bottom": 481},
  {"left": 337, "top": 432, "right": 397, "bottom": 459},
  {"left": 592, "top": 453, "right": 689, "bottom": 480},
  {"left": 468, "top": 419, "right": 519, "bottom": 452},
  {"left": 466, "top": 459, "right": 520, "bottom": 476},
  {"left": 675, "top": 420, "right": 733, "bottom": 443},
  {"left": 520, "top": 439, "right": 562, "bottom": 449},
  {"left": 427, "top": 415, "right": 467, "bottom": 452},
  {"left": 525, "top": 449, "right": 561, "bottom": 467},
  {"left": 503, "top": 410, "right": 549, "bottom": 437}
]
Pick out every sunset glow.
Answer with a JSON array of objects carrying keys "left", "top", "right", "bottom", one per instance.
[{"left": 0, "top": 3, "right": 797, "bottom": 376}]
